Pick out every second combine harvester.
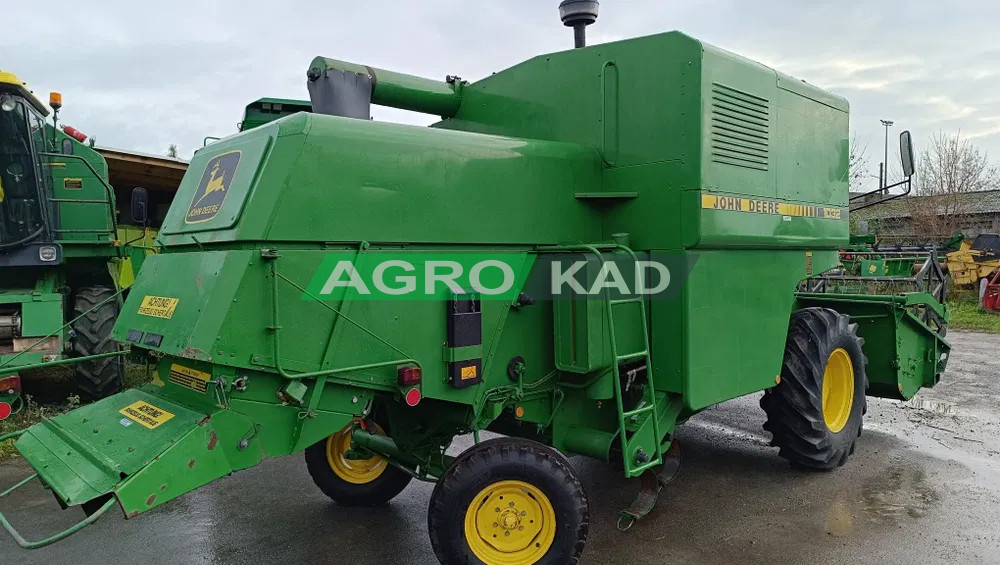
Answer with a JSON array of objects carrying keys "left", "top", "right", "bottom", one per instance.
[{"left": 2, "top": 3, "right": 950, "bottom": 564}]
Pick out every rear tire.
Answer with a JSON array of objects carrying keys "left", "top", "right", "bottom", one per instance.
[
  {"left": 72, "top": 286, "right": 124, "bottom": 399},
  {"left": 304, "top": 420, "right": 412, "bottom": 506},
  {"left": 761, "top": 308, "right": 868, "bottom": 470},
  {"left": 428, "top": 437, "right": 589, "bottom": 565}
]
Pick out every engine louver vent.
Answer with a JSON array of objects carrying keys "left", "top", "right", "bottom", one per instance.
[{"left": 710, "top": 83, "right": 769, "bottom": 171}]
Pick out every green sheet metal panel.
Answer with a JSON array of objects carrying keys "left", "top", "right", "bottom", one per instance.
[
  {"left": 18, "top": 296, "right": 62, "bottom": 337},
  {"left": 160, "top": 128, "right": 275, "bottom": 237},
  {"left": 796, "top": 293, "right": 951, "bottom": 400},
  {"left": 670, "top": 250, "right": 795, "bottom": 409},
  {"left": 158, "top": 114, "right": 603, "bottom": 247},
  {"left": 14, "top": 388, "right": 211, "bottom": 506},
  {"left": 264, "top": 116, "right": 602, "bottom": 245},
  {"left": 46, "top": 127, "right": 117, "bottom": 247}
]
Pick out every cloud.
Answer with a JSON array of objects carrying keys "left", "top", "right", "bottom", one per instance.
[{"left": 3, "top": 0, "right": 999, "bottom": 181}]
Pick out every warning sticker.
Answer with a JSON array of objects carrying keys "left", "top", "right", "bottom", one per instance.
[
  {"left": 169, "top": 364, "right": 210, "bottom": 393},
  {"left": 461, "top": 365, "right": 478, "bottom": 380},
  {"left": 119, "top": 401, "right": 175, "bottom": 430},
  {"left": 138, "top": 296, "right": 179, "bottom": 319}
]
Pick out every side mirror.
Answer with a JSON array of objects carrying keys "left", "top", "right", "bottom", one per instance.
[
  {"left": 131, "top": 187, "right": 149, "bottom": 225},
  {"left": 900, "top": 130, "right": 915, "bottom": 178}
]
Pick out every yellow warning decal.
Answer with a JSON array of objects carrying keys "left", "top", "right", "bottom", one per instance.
[
  {"left": 168, "top": 364, "right": 211, "bottom": 393},
  {"left": 461, "top": 365, "right": 478, "bottom": 380},
  {"left": 138, "top": 296, "right": 179, "bottom": 319},
  {"left": 120, "top": 401, "right": 175, "bottom": 430},
  {"left": 701, "top": 195, "right": 844, "bottom": 219}
]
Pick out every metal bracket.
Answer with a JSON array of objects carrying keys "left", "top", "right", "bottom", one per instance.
[{"left": 237, "top": 424, "right": 261, "bottom": 451}]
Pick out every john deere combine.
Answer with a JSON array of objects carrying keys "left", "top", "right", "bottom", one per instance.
[
  {"left": 1, "top": 3, "right": 950, "bottom": 563},
  {"left": 0, "top": 72, "right": 131, "bottom": 404}
]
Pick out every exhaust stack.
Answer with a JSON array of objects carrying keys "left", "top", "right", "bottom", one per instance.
[{"left": 559, "top": 0, "right": 600, "bottom": 48}]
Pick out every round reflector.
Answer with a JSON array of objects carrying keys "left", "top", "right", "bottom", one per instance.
[
  {"left": 404, "top": 388, "right": 421, "bottom": 407},
  {"left": 0, "top": 402, "right": 11, "bottom": 421}
]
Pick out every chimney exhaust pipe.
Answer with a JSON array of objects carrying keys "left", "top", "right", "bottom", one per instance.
[{"left": 559, "top": 1, "right": 599, "bottom": 48}]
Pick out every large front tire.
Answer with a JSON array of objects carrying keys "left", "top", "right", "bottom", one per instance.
[
  {"left": 304, "top": 420, "right": 412, "bottom": 506},
  {"left": 428, "top": 438, "right": 589, "bottom": 565},
  {"left": 72, "top": 286, "right": 124, "bottom": 399},
  {"left": 761, "top": 308, "right": 868, "bottom": 470}
]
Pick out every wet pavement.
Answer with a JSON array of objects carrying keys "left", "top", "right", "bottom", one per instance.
[{"left": 2, "top": 330, "right": 999, "bottom": 564}]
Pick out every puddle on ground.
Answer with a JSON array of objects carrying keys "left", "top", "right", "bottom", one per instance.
[
  {"left": 862, "top": 464, "right": 938, "bottom": 523},
  {"left": 905, "top": 397, "right": 956, "bottom": 416},
  {"left": 824, "top": 499, "right": 855, "bottom": 537}
]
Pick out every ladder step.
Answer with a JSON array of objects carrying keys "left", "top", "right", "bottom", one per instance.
[
  {"left": 616, "top": 352, "right": 649, "bottom": 362},
  {"left": 610, "top": 298, "right": 644, "bottom": 306}
]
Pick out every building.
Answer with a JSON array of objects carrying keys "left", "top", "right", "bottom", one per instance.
[
  {"left": 96, "top": 147, "right": 187, "bottom": 229},
  {"left": 850, "top": 190, "right": 1000, "bottom": 242}
]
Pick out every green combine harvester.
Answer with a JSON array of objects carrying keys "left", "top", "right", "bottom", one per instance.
[
  {"left": 0, "top": 72, "right": 144, "bottom": 406},
  {"left": 0, "top": 3, "right": 950, "bottom": 563}
]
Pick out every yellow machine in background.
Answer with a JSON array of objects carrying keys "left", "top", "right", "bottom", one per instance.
[{"left": 946, "top": 234, "right": 1000, "bottom": 287}]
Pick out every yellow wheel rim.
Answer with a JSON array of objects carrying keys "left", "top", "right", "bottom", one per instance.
[
  {"left": 463, "top": 480, "right": 557, "bottom": 565},
  {"left": 822, "top": 348, "right": 855, "bottom": 433},
  {"left": 325, "top": 421, "right": 388, "bottom": 484}
]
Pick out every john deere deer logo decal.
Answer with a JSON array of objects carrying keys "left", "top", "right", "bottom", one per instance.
[{"left": 185, "top": 150, "right": 241, "bottom": 224}]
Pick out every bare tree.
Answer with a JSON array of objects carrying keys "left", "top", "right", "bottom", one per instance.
[
  {"left": 167, "top": 144, "right": 179, "bottom": 159},
  {"left": 848, "top": 133, "right": 873, "bottom": 192},
  {"left": 907, "top": 131, "right": 999, "bottom": 237}
]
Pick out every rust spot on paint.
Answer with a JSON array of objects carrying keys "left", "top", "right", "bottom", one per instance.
[
  {"left": 181, "top": 346, "right": 211, "bottom": 361},
  {"left": 126, "top": 511, "right": 140, "bottom": 519},
  {"left": 188, "top": 459, "right": 196, "bottom": 469},
  {"left": 146, "top": 494, "right": 156, "bottom": 507},
  {"left": 195, "top": 272, "right": 204, "bottom": 293},
  {"left": 160, "top": 484, "right": 167, "bottom": 492},
  {"left": 198, "top": 416, "right": 211, "bottom": 426},
  {"left": 207, "top": 431, "right": 219, "bottom": 450}
]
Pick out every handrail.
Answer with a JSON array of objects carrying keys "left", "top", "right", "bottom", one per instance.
[
  {"left": 0, "top": 351, "right": 128, "bottom": 378},
  {"left": 849, "top": 177, "right": 912, "bottom": 212},
  {"left": 0, "top": 226, "right": 45, "bottom": 250},
  {"left": 0, "top": 472, "right": 116, "bottom": 549},
  {"left": 38, "top": 152, "right": 119, "bottom": 237}
]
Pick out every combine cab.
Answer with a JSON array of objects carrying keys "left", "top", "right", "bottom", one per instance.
[
  {"left": 0, "top": 72, "right": 187, "bottom": 411},
  {"left": 1, "top": 3, "right": 952, "bottom": 563},
  {"left": 0, "top": 72, "right": 128, "bottom": 402}
]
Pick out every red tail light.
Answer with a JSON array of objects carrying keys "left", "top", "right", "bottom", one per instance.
[
  {"left": 0, "top": 375, "right": 21, "bottom": 395},
  {"left": 398, "top": 366, "right": 422, "bottom": 387},
  {"left": 404, "top": 388, "right": 422, "bottom": 407}
]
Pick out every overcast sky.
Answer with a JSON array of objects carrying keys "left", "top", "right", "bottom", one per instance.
[{"left": 5, "top": 0, "right": 998, "bottom": 191}]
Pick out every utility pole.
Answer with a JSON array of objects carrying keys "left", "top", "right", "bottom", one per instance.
[{"left": 880, "top": 119, "right": 894, "bottom": 193}]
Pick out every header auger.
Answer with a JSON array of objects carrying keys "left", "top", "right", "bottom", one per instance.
[{"left": 1, "top": 4, "right": 949, "bottom": 563}]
